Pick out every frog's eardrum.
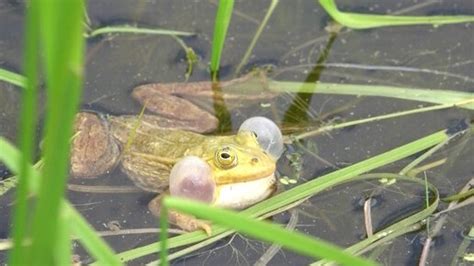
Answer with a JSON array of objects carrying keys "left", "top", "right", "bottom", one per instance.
[{"left": 238, "top": 116, "right": 284, "bottom": 160}]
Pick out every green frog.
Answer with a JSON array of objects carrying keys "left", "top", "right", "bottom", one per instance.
[{"left": 70, "top": 73, "right": 280, "bottom": 233}]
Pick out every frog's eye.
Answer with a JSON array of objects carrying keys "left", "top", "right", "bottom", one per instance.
[{"left": 215, "top": 146, "right": 238, "bottom": 169}]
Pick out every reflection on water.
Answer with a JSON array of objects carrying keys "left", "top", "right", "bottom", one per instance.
[
  {"left": 282, "top": 23, "right": 340, "bottom": 125},
  {"left": 1, "top": 0, "right": 473, "bottom": 265}
]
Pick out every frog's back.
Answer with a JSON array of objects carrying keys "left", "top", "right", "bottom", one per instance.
[
  {"left": 107, "top": 115, "right": 208, "bottom": 192},
  {"left": 108, "top": 115, "right": 207, "bottom": 157}
]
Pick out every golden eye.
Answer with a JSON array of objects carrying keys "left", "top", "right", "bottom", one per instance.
[{"left": 215, "top": 147, "right": 237, "bottom": 169}]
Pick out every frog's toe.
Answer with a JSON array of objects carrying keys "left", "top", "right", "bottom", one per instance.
[
  {"left": 70, "top": 112, "right": 120, "bottom": 178},
  {"left": 147, "top": 195, "right": 212, "bottom": 235},
  {"left": 148, "top": 194, "right": 164, "bottom": 217},
  {"left": 199, "top": 222, "right": 212, "bottom": 236},
  {"left": 172, "top": 211, "right": 212, "bottom": 236}
]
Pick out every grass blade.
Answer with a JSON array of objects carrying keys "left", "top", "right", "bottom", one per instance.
[
  {"left": 268, "top": 80, "right": 474, "bottom": 110},
  {"left": 0, "top": 68, "right": 26, "bottom": 88},
  {"left": 162, "top": 197, "right": 377, "bottom": 266},
  {"left": 244, "top": 130, "right": 448, "bottom": 219},
  {"left": 234, "top": 0, "right": 279, "bottom": 76},
  {"left": 55, "top": 212, "right": 72, "bottom": 266},
  {"left": 294, "top": 99, "right": 474, "bottom": 140},
  {"left": 339, "top": 174, "right": 439, "bottom": 256},
  {"left": 3, "top": 67, "right": 472, "bottom": 110},
  {"left": 210, "top": 0, "right": 234, "bottom": 79},
  {"left": 28, "top": 1, "right": 85, "bottom": 264},
  {"left": 0, "top": 139, "right": 40, "bottom": 191},
  {"left": 86, "top": 25, "right": 195, "bottom": 38},
  {"left": 8, "top": 1, "right": 39, "bottom": 264},
  {"left": 159, "top": 205, "right": 169, "bottom": 266},
  {"left": 319, "top": 0, "right": 474, "bottom": 29}
]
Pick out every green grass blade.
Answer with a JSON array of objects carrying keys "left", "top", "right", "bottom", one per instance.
[
  {"left": 294, "top": 99, "right": 474, "bottom": 140},
  {"left": 3, "top": 67, "right": 471, "bottom": 110},
  {"left": 319, "top": 0, "right": 474, "bottom": 29},
  {"left": 55, "top": 212, "right": 72, "bottom": 266},
  {"left": 442, "top": 189, "right": 474, "bottom": 202},
  {"left": 0, "top": 176, "right": 18, "bottom": 196},
  {"left": 83, "top": 25, "right": 196, "bottom": 81},
  {"left": 8, "top": 1, "right": 39, "bottom": 264},
  {"left": 210, "top": 0, "right": 234, "bottom": 79},
  {"left": 0, "top": 137, "right": 122, "bottom": 265},
  {"left": 159, "top": 205, "right": 170, "bottom": 266},
  {"left": 451, "top": 226, "right": 474, "bottom": 265},
  {"left": 340, "top": 174, "right": 439, "bottom": 256},
  {"left": 28, "top": 1, "right": 85, "bottom": 265},
  {"left": 162, "top": 197, "right": 377, "bottom": 266},
  {"left": 244, "top": 130, "right": 448, "bottom": 219},
  {"left": 268, "top": 80, "right": 474, "bottom": 110},
  {"left": 86, "top": 25, "right": 195, "bottom": 38},
  {"left": 234, "top": 0, "right": 279, "bottom": 76},
  {"left": 0, "top": 139, "right": 40, "bottom": 191},
  {"left": 0, "top": 68, "right": 26, "bottom": 88}
]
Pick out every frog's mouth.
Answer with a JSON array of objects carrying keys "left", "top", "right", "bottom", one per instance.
[{"left": 214, "top": 173, "right": 276, "bottom": 209}]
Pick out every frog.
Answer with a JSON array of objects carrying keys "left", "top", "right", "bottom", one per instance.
[{"left": 70, "top": 72, "right": 280, "bottom": 233}]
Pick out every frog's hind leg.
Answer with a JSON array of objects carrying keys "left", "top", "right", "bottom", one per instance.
[
  {"left": 131, "top": 85, "right": 218, "bottom": 133},
  {"left": 70, "top": 112, "right": 120, "bottom": 178}
]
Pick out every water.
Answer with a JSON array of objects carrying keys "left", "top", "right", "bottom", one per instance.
[{"left": 1, "top": 0, "right": 473, "bottom": 265}]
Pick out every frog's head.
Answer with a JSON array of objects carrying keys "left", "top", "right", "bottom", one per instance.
[
  {"left": 169, "top": 131, "right": 277, "bottom": 208},
  {"left": 208, "top": 131, "right": 276, "bottom": 185},
  {"left": 202, "top": 130, "right": 278, "bottom": 208},
  {"left": 170, "top": 117, "right": 283, "bottom": 209}
]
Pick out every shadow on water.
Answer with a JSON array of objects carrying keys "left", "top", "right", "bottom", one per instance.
[
  {"left": 211, "top": 77, "right": 233, "bottom": 133},
  {"left": 282, "top": 25, "right": 340, "bottom": 124}
]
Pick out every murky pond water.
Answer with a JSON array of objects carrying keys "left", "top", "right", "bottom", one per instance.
[{"left": 1, "top": 0, "right": 473, "bottom": 265}]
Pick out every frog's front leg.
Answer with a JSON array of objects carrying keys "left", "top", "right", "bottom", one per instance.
[
  {"left": 70, "top": 112, "right": 120, "bottom": 178},
  {"left": 132, "top": 84, "right": 218, "bottom": 133},
  {"left": 148, "top": 194, "right": 212, "bottom": 236}
]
